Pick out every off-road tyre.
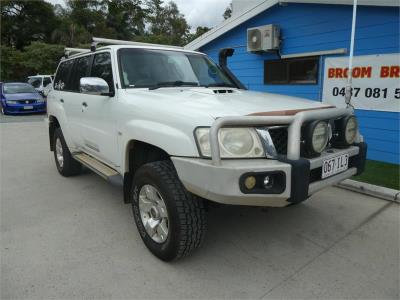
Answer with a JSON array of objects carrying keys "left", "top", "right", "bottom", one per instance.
[
  {"left": 53, "top": 127, "right": 81, "bottom": 177},
  {"left": 132, "top": 160, "right": 207, "bottom": 261}
]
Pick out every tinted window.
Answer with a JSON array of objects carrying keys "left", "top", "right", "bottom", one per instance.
[
  {"left": 54, "top": 59, "right": 74, "bottom": 90},
  {"left": 43, "top": 77, "right": 52, "bottom": 87},
  {"left": 70, "top": 55, "right": 92, "bottom": 92},
  {"left": 91, "top": 52, "right": 113, "bottom": 91},
  {"left": 264, "top": 57, "right": 319, "bottom": 84}
]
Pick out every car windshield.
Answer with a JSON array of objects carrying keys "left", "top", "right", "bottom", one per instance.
[
  {"left": 27, "top": 77, "right": 42, "bottom": 88},
  {"left": 118, "top": 48, "right": 236, "bottom": 89},
  {"left": 3, "top": 83, "right": 37, "bottom": 94}
]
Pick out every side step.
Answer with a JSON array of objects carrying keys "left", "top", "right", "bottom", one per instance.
[{"left": 73, "top": 153, "right": 123, "bottom": 186}]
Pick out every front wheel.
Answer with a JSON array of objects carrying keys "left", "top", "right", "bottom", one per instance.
[
  {"left": 132, "top": 160, "right": 207, "bottom": 261},
  {"left": 53, "top": 127, "right": 81, "bottom": 176}
]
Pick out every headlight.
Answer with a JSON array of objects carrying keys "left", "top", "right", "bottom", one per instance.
[
  {"left": 332, "top": 115, "right": 359, "bottom": 147},
  {"left": 304, "top": 121, "right": 329, "bottom": 156},
  {"left": 6, "top": 100, "right": 17, "bottom": 104},
  {"left": 195, "top": 127, "right": 265, "bottom": 158},
  {"left": 36, "top": 98, "right": 45, "bottom": 103}
]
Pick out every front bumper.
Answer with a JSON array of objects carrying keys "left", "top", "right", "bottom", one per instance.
[
  {"left": 3, "top": 102, "right": 46, "bottom": 114},
  {"left": 172, "top": 143, "right": 367, "bottom": 207}
]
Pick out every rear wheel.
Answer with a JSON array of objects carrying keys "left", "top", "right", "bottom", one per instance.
[
  {"left": 132, "top": 160, "right": 206, "bottom": 261},
  {"left": 53, "top": 127, "right": 81, "bottom": 176}
]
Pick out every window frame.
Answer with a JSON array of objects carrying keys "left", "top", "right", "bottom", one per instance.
[
  {"left": 69, "top": 54, "right": 93, "bottom": 93},
  {"left": 90, "top": 51, "right": 115, "bottom": 93},
  {"left": 264, "top": 56, "right": 320, "bottom": 85}
]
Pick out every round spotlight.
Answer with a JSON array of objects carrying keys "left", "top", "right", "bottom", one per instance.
[
  {"left": 305, "top": 121, "right": 329, "bottom": 156},
  {"left": 333, "top": 115, "right": 359, "bottom": 147},
  {"left": 244, "top": 176, "right": 257, "bottom": 190}
]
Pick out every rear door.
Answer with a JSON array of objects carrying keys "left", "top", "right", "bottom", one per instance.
[
  {"left": 78, "top": 51, "right": 119, "bottom": 166},
  {"left": 66, "top": 54, "right": 93, "bottom": 149},
  {"left": 53, "top": 59, "right": 82, "bottom": 147}
]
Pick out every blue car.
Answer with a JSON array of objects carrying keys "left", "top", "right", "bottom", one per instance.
[{"left": 0, "top": 82, "right": 46, "bottom": 115}]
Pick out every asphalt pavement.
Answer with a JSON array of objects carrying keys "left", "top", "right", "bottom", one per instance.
[{"left": 1, "top": 117, "right": 399, "bottom": 299}]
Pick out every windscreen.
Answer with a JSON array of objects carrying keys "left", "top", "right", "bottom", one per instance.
[
  {"left": 118, "top": 49, "right": 236, "bottom": 89},
  {"left": 3, "top": 83, "right": 37, "bottom": 94},
  {"left": 27, "top": 77, "right": 42, "bottom": 88}
]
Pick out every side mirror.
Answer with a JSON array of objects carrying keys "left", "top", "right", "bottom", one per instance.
[{"left": 80, "top": 77, "right": 113, "bottom": 96}]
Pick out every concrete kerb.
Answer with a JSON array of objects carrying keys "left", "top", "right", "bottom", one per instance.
[{"left": 337, "top": 179, "right": 400, "bottom": 203}]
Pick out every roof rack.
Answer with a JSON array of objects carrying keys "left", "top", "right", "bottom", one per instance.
[
  {"left": 91, "top": 37, "right": 183, "bottom": 50},
  {"left": 64, "top": 47, "right": 90, "bottom": 59}
]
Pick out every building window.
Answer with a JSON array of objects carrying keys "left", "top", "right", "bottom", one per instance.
[{"left": 264, "top": 57, "right": 319, "bottom": 84}]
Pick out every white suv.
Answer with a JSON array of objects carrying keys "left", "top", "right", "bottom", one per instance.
[
  {"left": 27, "top": 75, "right": 53, "bottom": 95},
  {"left": 47, "top": 40, "right": 367, "bottom": 261}
]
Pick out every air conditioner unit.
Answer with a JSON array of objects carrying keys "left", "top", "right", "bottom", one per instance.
[{"left": 247, "top": 24, "right": 280, "bottom": 52}]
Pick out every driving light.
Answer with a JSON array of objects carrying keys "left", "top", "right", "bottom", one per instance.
[
  {"left": 194, "top": 127, "right": 265, "bottom": 158},
  {"left": 304, "top": 121, "right": 329, "bottom": 156},
  {"left": 263, "top": 176, "right": 274, "bottom": 189},
  {"left": 344, "top": 116, "right": 358, "bottom": 144},
  {"left": 244, "top": 176, "right": 257, "bottom": 190},
  {"left": 332, "top": 115, "right": 359, "bottom": 147}
]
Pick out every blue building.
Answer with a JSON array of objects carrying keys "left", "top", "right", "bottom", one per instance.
[{"left": 185, "top": 0, "right": 399, "bottom": 164}]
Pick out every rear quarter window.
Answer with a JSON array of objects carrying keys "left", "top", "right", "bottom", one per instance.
[{"left": 54, "top": 59, "right": 74, "bottom": 91}]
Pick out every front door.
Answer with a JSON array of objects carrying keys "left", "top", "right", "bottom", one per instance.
[{"left": 78, "top": 51, "right": 120, "bottom": 167}]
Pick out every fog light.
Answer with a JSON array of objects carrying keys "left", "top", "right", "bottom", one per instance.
[
  {"left": 244, "top": 176, "right": 256, "bottom": 190},
  {"left": 263, "top": 176, "right": 274, "bottom": 189}
]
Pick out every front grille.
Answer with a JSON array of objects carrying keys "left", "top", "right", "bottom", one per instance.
[
  {"left": 268, "top": 127, "right": 288, "bottom": 155},
  {"left": 17, "top": 100, "right": 36, "bottom": 104}
]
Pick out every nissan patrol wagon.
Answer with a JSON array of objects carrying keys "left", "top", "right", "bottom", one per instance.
[{"left": 47, "top": 38, "right": 367, "bottom": 261}]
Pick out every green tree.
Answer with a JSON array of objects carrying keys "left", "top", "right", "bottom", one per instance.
[
  {"left": 0, "top": 42, "right": 64, "bottom": 81},
  {"left": 223, "top": 2, "right": 232, "bottom": 20},
  {"left": 105, "top": 0, "right": 147, "bottom": 39},
  {"left": 1, "top": 0, "right": 58, "bottom": 49},
  {"left": 187, "top": 26, "right": 210, "bottom": 43},
  {"left": 145, "top": 0, "right": 190, "bottom": 46}
]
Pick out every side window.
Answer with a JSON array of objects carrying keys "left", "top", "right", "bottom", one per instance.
[
  {"left": 70, "top": 55, "right": 92, "bottom": 92},
  {"left": 91, "top": 52, "right": 114, "bottom": 91},
  {"left": 54, "top": 59, "right": 74, "bottom": 91},
  {"left": 43, "top": 77, "right": 52, "bottom": 87}
]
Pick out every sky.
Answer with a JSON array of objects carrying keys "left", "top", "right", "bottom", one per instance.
[{"left": 46, "top": 0, "right": 231, "bottom": 30}]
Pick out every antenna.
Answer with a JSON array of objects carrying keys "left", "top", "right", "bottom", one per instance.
[{"left": 345, "top": 0, "right": 358, "bottom": 108}]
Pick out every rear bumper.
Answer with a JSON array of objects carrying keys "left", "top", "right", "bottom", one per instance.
[{"left": 172, "top": 143, "right": 367, "bottom": 207}]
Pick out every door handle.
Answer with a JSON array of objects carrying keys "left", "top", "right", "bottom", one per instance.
[{"left": 60, "top": 98, "right": 64, "bottom": 103}]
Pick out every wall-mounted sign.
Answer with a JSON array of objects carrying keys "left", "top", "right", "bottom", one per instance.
[{"left": 322, "top": 53, "right": 400, "bottom": 112}]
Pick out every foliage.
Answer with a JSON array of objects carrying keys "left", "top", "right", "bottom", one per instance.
[
  {"left": 0, "top": 0, "right": 214, "bottom": 81},
  {"left": 223, "top": 2, "right": 232, "bottom": 20},
  {"left": 0, "top": 43, "right": 64, "bottom": 81},
  {"left": 1, "top": 0, "right": 58, "bottom": 49}
]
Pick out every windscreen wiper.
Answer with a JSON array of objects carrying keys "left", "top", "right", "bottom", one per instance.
[{"left": 149, "top": 81, "right": 199, "bottom": 90}]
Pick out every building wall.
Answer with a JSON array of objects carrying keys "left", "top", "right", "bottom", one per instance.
[{"left": 200, "top": 3, "right": 400, "bottom": 164}]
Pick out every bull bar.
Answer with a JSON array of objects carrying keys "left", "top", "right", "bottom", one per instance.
[{"left": 209, "top": 107, "right": 354, "bottom": 165}]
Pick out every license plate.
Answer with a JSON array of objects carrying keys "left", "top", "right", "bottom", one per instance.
[
  {"left": 23, "top": 106, "right": 33, "bottom": 110},
  {"left": 322, "top": 154, "right": 349, "bottom": 179}
]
